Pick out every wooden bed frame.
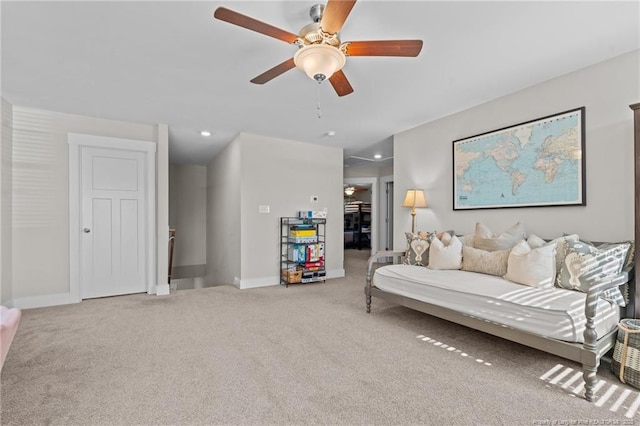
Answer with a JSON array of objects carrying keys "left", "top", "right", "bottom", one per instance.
[{"left": 365, "top": 250, "right": 635, "bottom": 402}]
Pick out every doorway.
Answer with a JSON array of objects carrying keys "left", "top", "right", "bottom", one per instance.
[
  {"left": 343, "top": 183, "right": 372, "bottom": 250},
  {"left": 343, "top": 177, "right": 378, "bottom": 255},
  {"left": 68, "top": 134, "right": 156, "bottom": 301},
  {"left": 382, "top": 179, "right": 394, "bottom": 250}
]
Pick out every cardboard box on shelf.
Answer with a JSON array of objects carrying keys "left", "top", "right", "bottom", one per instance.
[{"left": 297, "top": 210, "right": 327, "bottom": 219}]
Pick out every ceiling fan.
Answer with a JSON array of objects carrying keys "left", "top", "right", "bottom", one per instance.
[{"left": 213, "top": 0, "right": 423, "bottom": 97}]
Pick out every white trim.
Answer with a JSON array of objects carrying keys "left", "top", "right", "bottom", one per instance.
[
  {"left": 145, "top": 141, "right": 157, "bottom": 296},
  {"left": 12, "top": 292, "right": 79, "bottom": 310},
  {"left": 343, "top": 177, "right": 379, "bottom": 255},
  {"left": 379, "top": 175, "right": 394, "bottom": 250},
  {"left": 238, "top": 276, "right": 278, "bottom": 289},
  {"left": 68, "top": 133, "right": 157, "bottom": 300},
  {"left": 325, "top": 268, "right": 345, "bottom": 279},
  {"left": 68, "top": 139, "right": 81, "bottom": 302},
  {"left": 68, "top": 134, "right": 158, "bottom": 153},
  {"left": 156, "top": 284, "right": 170, "bottom": 296}
]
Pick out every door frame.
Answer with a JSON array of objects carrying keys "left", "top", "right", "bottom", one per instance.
[
  {"left": 68, "top": 133, "right": 156, "bottom": 302},
  {"left": 343, "top": 177, "right": 378, "bottom": 254},
  {"left": 380, "top": 175, "right": 393, "bottom": 250}
]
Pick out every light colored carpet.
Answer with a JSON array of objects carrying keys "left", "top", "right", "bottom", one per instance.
[{"left": 2, "top": 249, "right": 639, "bottom": 425}]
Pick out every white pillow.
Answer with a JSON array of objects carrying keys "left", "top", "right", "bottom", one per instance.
[
  {"left": 504, "top": 239, "right": 556, "bottom": 288},
  {"left": 474, "top": 222, "right": 526, "bottom": 251},
  {"left": 428, "top": 234, "right": 462, "bottom": 270},
  {"left": 527, "top": 233, "right": 579, "bottom": 284}
]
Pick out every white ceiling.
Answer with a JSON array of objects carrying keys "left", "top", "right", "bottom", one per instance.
[{"left": 2, "top": 1, "right": 639, "bottom": 166}]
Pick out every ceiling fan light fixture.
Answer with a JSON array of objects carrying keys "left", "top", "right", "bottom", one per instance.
[{"left": 294, "top": 44, "right": 346, "bottom": 82}]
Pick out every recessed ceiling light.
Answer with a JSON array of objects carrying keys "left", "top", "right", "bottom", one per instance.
[
  {"left": 200, "top": 130, "right": 211, "bottom": 137},
  {"left": 326, "top": 130, "right": 336, "bottom": 137},
  {"left": 374, "top": 154, "right": 382, "bottom": 159}
]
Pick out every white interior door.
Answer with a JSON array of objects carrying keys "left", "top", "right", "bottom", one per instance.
[{"left": 80, "top": 147, "right": 147, "bottom": 299}]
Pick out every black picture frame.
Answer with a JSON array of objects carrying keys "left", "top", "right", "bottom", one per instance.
[{"left": 452, "top": 107, "right": 586, "bottom": 210}]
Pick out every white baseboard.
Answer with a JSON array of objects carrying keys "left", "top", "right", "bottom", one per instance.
[
  {"left": 12, "top": 292, "right": 80, "bottom": 310},
  {"left": 238, "top": 276, "right": 278, "bottom": 289},
  {"left": 156, "top": 283, "right": 170, "bottom": 296},
  {"left": 325, "top": 268, "right": 345, "bottom": 279},
  {"left": 9, "top": 269, "right": 348, "bottom": 307}
]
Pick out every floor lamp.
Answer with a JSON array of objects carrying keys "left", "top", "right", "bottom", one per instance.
[{"left": 402, "top": 189, "right": 428, "bottom": 233}]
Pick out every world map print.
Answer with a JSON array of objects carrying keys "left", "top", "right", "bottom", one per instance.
[{"left": 453, "top": 108, "right": 585, "bottom": 210}]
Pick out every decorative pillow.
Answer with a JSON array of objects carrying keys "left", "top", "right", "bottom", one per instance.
[
  {"left": 589, "top": 240, "right": 635, "bottom": 269},
  {"left": 474, "top": 222, "right": 526, "bottom": 252},
  {"left": 624, "top": 241, "right": 636, "bottom": 268},
  {"left": 404, "top": 230, "right": 454, "bottom": 266},
  {"left": 428, "top": 234, "right": 462, "bottom": 270},
  {"left": 461, "top": 246, "right": 510, "bottom": 277},
  {"left": 526, "top": 234, "right": 546, "bottom": 248},
  {"left": 557, "top": 240, "right": 630, "bottom": 306},
  {"left": 504, "top": 240, "right": 556, "bottom": 288},
  {"left": 527, "top": 233, "right": 579, "bottom": 286},
  {"left": 459, "top": 233, "right": 475, "bottom": 248},
  {"left": 404, "top": 231, "right": 432, "bottom": 266}
]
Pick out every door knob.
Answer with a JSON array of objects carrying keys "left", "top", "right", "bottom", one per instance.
[{"left": 83, "top": 228, "right": 91, "bottom": 233}]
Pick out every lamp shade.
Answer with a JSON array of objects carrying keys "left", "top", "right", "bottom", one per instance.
[
  {"left": 402, "top": 189, "right": 427, "bottom": 208},
  {"left": 294, "top": 44, "right": 346, "bottom": 82}
]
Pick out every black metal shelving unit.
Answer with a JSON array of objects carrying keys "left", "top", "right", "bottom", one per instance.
[{"left": 280, "top": 217, "right": 326, "bottom": 287}]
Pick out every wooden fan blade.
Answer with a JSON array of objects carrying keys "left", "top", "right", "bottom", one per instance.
[
  {"left": 343, "top": 40, "right": 423, "bottom": 57},
  {"left": 329, "top": 70, "right": 354, "bottom": 97},
  {"left": 250, "top": 58, "right": 296, "bottom": 84},
  {"left": 214, "top": 7, "right": 299, "bottom": 44},
  {"left": 320, "top": 0, "right": 357, "bottom": 35}
]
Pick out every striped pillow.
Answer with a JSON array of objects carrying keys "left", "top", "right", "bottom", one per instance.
[{"left": 557, "top": 240, "right": 630, "bottom": 306}]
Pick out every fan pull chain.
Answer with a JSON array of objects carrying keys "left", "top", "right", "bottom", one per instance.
[{"left": 316, "top": 81, "right": 322, "bottom": 119}]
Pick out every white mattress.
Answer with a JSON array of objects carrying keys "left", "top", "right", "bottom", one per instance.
[{"left": 373, "top": 265, "right": 620, "bottom": 343}]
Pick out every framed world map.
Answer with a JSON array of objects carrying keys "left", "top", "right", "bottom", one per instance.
[{"left": 452, "top": 107, "right": 586, "bottom": 210}]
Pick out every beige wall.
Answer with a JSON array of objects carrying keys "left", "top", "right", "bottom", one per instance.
[
  {"left": 169, "top": 164, "right": 207, "bottom": 276},
  {"left": 206, "top": 138, "right": 241, "bottom": 286},
  {"left": 10, "top": 106, "right": 168, "bottom": 308},
  {"left": 207, "top": 132, "right": 345, "bottom": 289},
  {"left": 1, "top": 99, "right": 13, "bottom": 305},
  {"left": 394, "top": 50, "right": 640, "bottom": 249}
]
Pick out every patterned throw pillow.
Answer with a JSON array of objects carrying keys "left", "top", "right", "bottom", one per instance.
[
  {"left": 593, "top": 240, "right": 635, "bottom": 269},
  {"left": 474, "top": 222, "right": 526, "bottom": 252},
  {"left": 404, "top": 231, "right": 433, "bottom": 266},
  {"left": 461, "top": 246, "right": 510, "bottom": 277},
  {"left": 624, "top": 241, "right": 636, "bottom": 268},
  {"left": 557, "top": 240, "right": 631, "bottom": 305},
  {"left": 404, "top": 230, "right": 454, "bottom": 266}
]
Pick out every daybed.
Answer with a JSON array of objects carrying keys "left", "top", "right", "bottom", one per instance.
[{"left": 364, "top": 223, "right": 635, "bottom": 402}]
